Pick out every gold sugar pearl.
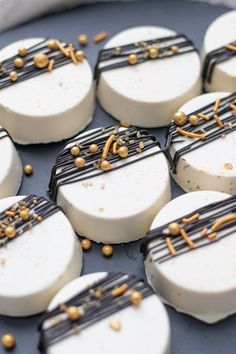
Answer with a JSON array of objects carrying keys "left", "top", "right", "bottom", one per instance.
[
  {"left": 1, "top": 333, "right": 16, "bottom": 350},
  {"left": 9, "top": 71, "right": 18, "bottom": 82},
  {"left": 102, "top": 244, "right": 113, "bottom": 257},
  {"left": 149, "top": 47, "right": 159, "bottom": 59},
  {"left": 5, "top": 226, "right": 16, "bottom": 239},
  {"left": 171, "top": 45, "right": 179, "bottom": 53},
  {"left": 18, "top": 47, "right": 27, "bottom": 57},
  {"left": 118, "top": 146, "right": 128, "bottom": 158},
  {"left": 20, "top": 210, "right": 29, "bottom": 221},
  {"left": 128, "top": 53, "right": 138, "bottom": 65},
  {"left": 75, "top": 157, "right": 86, "bottom": 168},
  {"left": 14, "top": 57, "right": 24, "bottom": 68},
  {"left": 78, "top": 34, "right": 88, "bottom": 46},
  {"left": 33, "top": 53, "right": 49, "bottom": 69},
  {"left": 24, "top": 164, "right": 33, "bottom": 176},
  {"left": 189, "top": 115, "right": 199, "bottom": 126},
  {"left": 173, "top": 111, "right": 187, "bottom": 126},
  {"left": 130, "top": 291, "right": 142, "bottom": 306},
  {"left": 81, "top": 238, "right": 92, "bottom": 251},
  {"left": 89, "top": 144, "right": 99, "bottom": 153},
  {"left": 75, "top": 50, "right": 85, "bottom": 62},
  {"left": 47, "top": 39, "right": 58, "bottom": 50},
  {"left": 168, "top": 222, "right": 180, "bottom": 236},
  {"left": 100, "top": 160, "right": 111, "bottom": 171},
  {"left": 66, "top": 306, "right": 80, "bottom": 321},
  {"left": 70, "top": 146, "right": 80, "bottom": 157}
]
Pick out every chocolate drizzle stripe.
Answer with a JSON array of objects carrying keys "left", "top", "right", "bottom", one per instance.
[
  {"left": 0, "top": 127, "right": 8, "bottom": 141},
  {"left": 0, "top": 39, "right": 79, "bottom": 90},
  {"left": 48, "top": 126, "right": 162, "bottom": 202},
  {"left": 164, "top": 92, "right": 236, "bottom": 173},
  {"left": 141, "top": 195, "right": 236, "bottom": 263},
  {"left": 38, "top": 272, "right": 153, "bottom": 353},
  {"left": 0, "top": 195, "right": 59, "bottom": 248},
  {"left": 203, "top": 40, "right": 236, "bottom": 84},
  {"left": 95, "top": 34, "right": 197, "bottom": 82}
]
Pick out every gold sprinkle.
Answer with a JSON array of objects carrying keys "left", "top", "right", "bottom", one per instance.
[
  {"left": 213, "top": 98, "right": 221, "bottom": 112},
  {"left": 109, "top": 319, "right": 121, "bottom": 331},
  {"left": 24, "top": 164, "right": 33, "bottom": 176},
  {"left": 100, "top": 160, "right": 111, "bottom": 171},
  {"left": 197, "top": 113, "right": 210, "bottom": 120},
  {"left": 5, "top": 226, "right": 16, "bottom": 239},
  {"left": 78, "top": 34, "right": 88, "bottom": 46},
  {"left": 211, "top": 213, "right": 236, "bottom": 231},
  {"left": 128, "top": 53, "right": 138, "bottom": 65},
  {"left": 173, "top": 111, "right": 187, "bottom": 126},
  {"left": 9, "top": 71, "right": 18, "bottom": 81},
  {"left": 47, "top": 39, "right": 58, "bottom": 50},
  {"left": 71, "top": 146, "right": 80, "bottom": 157},
  {"left": 102, "top": 244, "right": 113, "bottom": 257},
  {"left": 1, "top": 334, "right": 16, "bottom": 349},
  {"left": 75, "top": 157, "right": 86, "bottom": 168},
  {"left": 171, "top": 45, "right": 179, "bottom": 53},
  {"left": 182, "top": 213, "right": 200, "bottom": 224},
  {"left": 112, "top": 141, "right": 118, "bottom": 155},
  {"left": 48, "top": 59, "right": 55, "bottom": 72},
  {"left": 18, "top": 47, "right": 27, "bottom": 57},
  {"left": 225, "top": 44, "right": 236, "bottom": 52},
  {"left": 149, "top": 47, "right": 159, "bottom": 59},
  {"left": 81, "top": 239, "right": 92, "bottom": 251},
  {"left": 166, "top": 237, "right": 176, "bottom": 256},
  {"left": 208, "top": 232, "right": 217, "bottom": 240},
  {"left": 68, "top": 43, "right": 78, "bottom": 64},
  {"left": 75, "top": 50, "right": 85, "bottom": 61},
  {"left": 118, "top": 146, "right": 128, "bottom": 158},
  {"left": 168, "top": 222, "right": 180, "bottom": 236},
  {"left": 130, "top": 291, "right": 142, "bottom": 305},
  {"left": 33, "top": 53, "right": 49, "bottom": 69},
  {"left": 55, "top": 40, "right": 70, "bottom": 57},
  {"left": 66, "top": 306, "right": 80, "bottom": 321},
  {"left": 111, "top": 283, "right": 129, "bottom": 297},
  {"left": 176, "top": 127, "right": 205, "bottom": 140},
  {"left": 229, "top": 104, "right": 236, "bottom": 111},
  {"left": 189, "top": 115, "right": 199, "bottom": 126},
  {"left": 180, "top": 228, "right": 195, "bottom": 248},
  {"left": 102, "top": 134, "right": 115, "bottom": 160},
  {"left": 93, "top": 31, "right": 108, "bottom": 43},
  {"left": 224, "top": 162, "right": 233, "bottom": 170},
  {"left": 213, "top": 114, "right": 224, "bottom": 128},
  {"left": 14, "top": 57, "right": 24, "bottom": 68},
  {"left": 120, "top": 120, "right": 130, "bottom": 128},
  {"left": 200, "top": 227, "right": 208, "bottom": 237},
  {"left": 89, "top": 144, "right": 99, "bottom": 153}
]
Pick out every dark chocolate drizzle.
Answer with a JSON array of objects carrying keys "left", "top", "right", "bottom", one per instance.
[
  {"left": 0, "top": 127, "right": 8, "bottom": 141},
  {"left": 0, "top": 39, "right": 78, "bottom": 90},
  {"left": 0, "top": 195, "right": 59, "bottom": 248},
  {"left": 164, "top": 92, "right": 236, "bottom": 174},
  {"left": 141, "top": 195, "right": 236, "bottom": 263},
  {"left": 203, "top": 40, "right": 236, "bottom": 84},
  {"left": 48, "top": 125, "right": 162, "bottom": 202},
  {"left": 38, "top": 272, "right": 153, "bottom": 353},
  {"left": 95, "top": 34, "right": 197, "bottom": 82}
]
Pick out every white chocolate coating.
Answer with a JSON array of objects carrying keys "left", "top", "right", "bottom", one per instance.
[
  {"left": 56, "top": 128, "right": 171, "bottom": 244},
  {"left": 203, "top": 10, "right": 236, "bottom": 92},
  {"left": 0, "top": 127, "right": 22, "bottom": 198},
  {"left": 0, "top": 38, "right": 94, "bottom": 144},
  {"left": 0, "top": 196, "right": 83, "bottom": 317},
  {"left": 47, "top": 272, "right": 170, "bottom": 354},
  {"left": 171, "top": 92, "right": 236, "bottom": 194},
  {"left": 97, "top": 26, "right": 201, "bottom": 127},
  {"left": 144, "top": 190, "right": 236, "bottom": 323}
]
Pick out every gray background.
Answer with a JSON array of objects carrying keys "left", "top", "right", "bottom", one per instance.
[{"left": 0, "top": 0, "right": 235, "bottom": 353}]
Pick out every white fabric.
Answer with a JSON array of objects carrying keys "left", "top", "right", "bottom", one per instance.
[{"left": 0, "top": 0, "right": 234, "bottom": 33}]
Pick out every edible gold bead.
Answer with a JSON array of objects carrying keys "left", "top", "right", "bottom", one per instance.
[
  {"left": 47, "top": 39, "right": 58, "bottom": 50},
  {"left": 14, "top": 57, "right": 24, "bottom": 68},
  {"left": 149, "top": 47, "right": 159, "bottom": 59},
  {"left": 67, "top": 306, "right": 80, "bottom": 321},
  {"left": 20, "top": 210, "right": 29, "bottom": 221},
  {"left": 33, "top": 53, "right": 49, "bottom": 69},
  {"left": 130, "top": 291, "right": 142, "bottom": 305},
  {"left": 18, "top": 47, "right": 27, "bottom": 57},
  {"left": 171, "top": 45, "right": 179, "bottom": 53},
  {"left": 102, "top": 244, "right": 113, "bottom": 257},
  {"left": 9, "top": 71, "right": 18, "bottom": 82},
  {"left": 89, "top": 144, "right": 99, "bottom": 153},
  {"left": 75, "top": 50, "right": 85, "bottom": 61},
  {"left": 168, "top": 222, "right": 180, "bottom": 236},
  {"left": 118, "top": 146, "right": 128, "bottom": 158},
  {"left": 1, "top": 334, "right": 16, "bottom": 349},
  {"left": 173, "top": 111, "right": 187, "bottom": 126},
  {"left": 189, "top": 115, "right": 199, "bottom": 126},
  {"left": 75, "top": 157, "right": 86, "bottom": 168},
  {"left": 128, "top": 53, "right": 138, "bottom": 65},
  {"left": 100, "top": 160, "right": 111, "bottom": 171},
  {"left": 81, "top": 238, "right": 92, "bottom": 251},
  {"left": 78, "top": 34, "right": 88, "bottom": 46},
  {"left": 5, "top": 226, "right": 16, "bottom": 239},
  {"left": 70, "top": 146, "right": 80, "bottom": 157},
  {"left": 24, "top": 164, "right": 33, "bottom": 176}
]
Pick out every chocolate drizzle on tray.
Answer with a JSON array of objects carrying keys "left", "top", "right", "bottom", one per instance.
[
  {"left": 0, "top": 127, "right": 8, "bottom": 141},
  {"left": 164, "top": 93, "right": 236, "bottom": 173},
  {"left": 38, "top": 272, "right": 153, "bottom": 353},
  {"left": 95, "top": 34, "right": 197, "bottom": 82},
  {"left": 0, "top": 195, "right": 59, "bottom": 248},
  {"left": 0, "top": 39, "right": 85, "bottom": 90},
  {"left": 48, "top": 125, "right": 162, "bottom": 202},
  {"left": 141, "top": 195, "right": 236, "bottom": 263},
  {"left": 203, "top": 41, "right": 236, "bottom": 84}
]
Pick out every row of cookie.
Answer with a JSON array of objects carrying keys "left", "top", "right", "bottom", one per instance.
[{"left": 0, "top": 10, "right": 235, "bottom": 144}]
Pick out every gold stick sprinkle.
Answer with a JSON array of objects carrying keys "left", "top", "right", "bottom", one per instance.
[
  {"left": 102, "top": 134, "right": 116, "bottom": 160},
  {"left": 93, "top": 31, "right": 108, "bottom": 43},
  {"left": 48, "top": 59, "right": 55, "bottom": 72},
  {"left": 229, "top": 104, "right": 236, "bottom": 110},
  {"left": 213, "top": 114, "right": 224, "bottom": 128},
  {"left": 176, "top": 127, "right": 205, "bottom": 140},
  {"left": 112, "top": 141, "right": 118, "bottom": 155},
  {"left": 182, "top": 213, "right": 200, "bottom": 224},
  {"left": 111, "top": 283, "right": 129, "bottom": 297},
  {"left": 211, "top": 213, "right": 236, "bottom": 231},
  {"left": 55, "top": 40, "right": 70, "bottom": 57},
  {"left": 213, "top": 98, "right": 221, "bottom": 112},
  {"left": 208, "top": 232, "right": 217, "bottom": 240},
  {"left": 197, "top": 113, "right": 210, "bottom": 121},
  {"left": 68, "top": 43, "right": 78, "bottom": 64},
  {"left": 180, "top": 228, "right": 195, "bottom": 248},
  {"left": 200, "top": 227, "right": 208, "bottom": 237},
  {"left": 166, "top": 237, "right": 177, "bottom": 256},
  {"left": 225, "top": 44, "right": 236, "bottom": 52}
]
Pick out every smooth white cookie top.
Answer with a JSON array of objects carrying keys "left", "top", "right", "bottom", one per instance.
[
  {"left": 46, "top": 272, "right": 170, "bottom": 354},
  {"left": 101, "top": 26, "right": 201, "bottom": 104}
]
